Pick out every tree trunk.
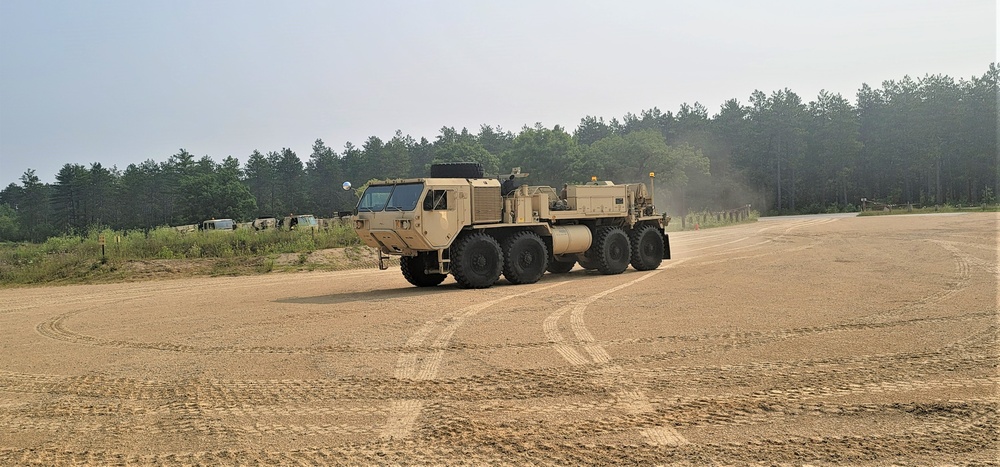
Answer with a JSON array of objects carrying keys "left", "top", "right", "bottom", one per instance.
[
  {"left": 790, "top": 164, "right": 796, "bottom": 212},
  {"left": 776, "top": 155, "right": 782, "bottom": 212},
  {"left": 843, "top": 176, "right": 848, "bottom": 208},
  {"left": 935, "top": 157, "right": 942, "bottom": 205}
]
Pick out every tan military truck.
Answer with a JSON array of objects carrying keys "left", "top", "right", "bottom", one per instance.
[{"left": 352, "top": 162, "right": 671, "bottom": 289}]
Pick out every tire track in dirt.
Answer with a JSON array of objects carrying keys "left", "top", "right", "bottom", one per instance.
[
  {"left": 543, "top": 261, "right": 691, "bottom": 446},
  {"left": 426, "top": 272, "right": 998, "bottom": 456},
  {"left": 3, "top": 332, "right": 992, "bottom": 406},
  {"left": 0, "top": 400, "right": 386, "bottom": 418},
  {"left": 381, "top": 281, "right": 566, "bottom": 439},
  {"left": 28, "top": 271, "right": 392, "bottom": 350},
  {"left": 673, "top": 217, "right": 837, "bottom": 252},
  {"left": 671, "top": 218, "right": 836, "bottom": 271},
  {"left": 448, "top": 377, "right": 997, "bottom": 424},
  {"left": 4, "top": 402, "right": 990, "bottom": 465},
  {"left": 2, "top": 354, "right": 993, "bottom": 445},
  {"left": 4, "top": 376, "right": 991, "bottom": 439},
  {"left": 643, "top": 378, "right": 998, "bottom": 427},
  {"left": 10, "top": 312, "right": 992, "bottom": 411},
  {"left": 0, "top": 415, "right": 373, "bottom": 438},
  {"left": 420, "top": 397, "right": 996, "bottom": 447},
  {"left": 633, "top": 311, "right": 992, "bottom": 356},
  {"left": 15, "top": 313, "right": 996, "bottom": 441},
  {"left": 543, "top": 268, "right": 673, "bottom": 364},
  {"left": 933, "top": 239, "right": 999, "bottom": 275},
  {"left": 632, "top": 346, "right": 996, "bottom": 389},
  {"left": 2, "top": 272, "right": 335, "bottom": 315},
  {"left": 34, "top": 306, "right": 990, "bottom": 356},
  {"left": 844, "top": 237, "right": 977, "bottom": 327}
]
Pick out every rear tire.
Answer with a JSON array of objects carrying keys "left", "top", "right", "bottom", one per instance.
[
  {"left": 450, "top": 232, "right": 503, "bottom": 289},
  {"left": 591, "top": 226, "right": 630, "bottom": 275},
  {"left": 578, "top": 258, "right": 599, "bottom": 270},
  {"left": 630, "top": 225, "right": 664, "bottom": 271},
  {"left": 400, "top": 253, "right": 447, "bottom": 287},
  {"left": 502, "top": 232, "right": 548, "bottom": 284},
  {"left": 546, "top": 258, "right": 575, "bottom": 274}
]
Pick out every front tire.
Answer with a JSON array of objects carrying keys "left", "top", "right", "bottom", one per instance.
[
  {"left": 630, "top": 225, "right": 664, "bottom": 271},
  {"left": 450, "top": 232, "right": 503, "bottom": 289},
  {"left": 591, "top": 226, "right": 630, "bottom": 275},
  {"left": 400, "top": 253, "right": 447, "bottom": 287},
  {"left": 502, "top": 232, "right": 548, "bottom": 284}
]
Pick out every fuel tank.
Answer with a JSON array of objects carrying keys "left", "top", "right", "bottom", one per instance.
[{"left": 550, "top": 225, "right": 592, "bottom": 255}]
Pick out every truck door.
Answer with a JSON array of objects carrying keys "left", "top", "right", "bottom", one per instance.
[{"left": 422, "top": 189, "right": 459, "bottom": 248}]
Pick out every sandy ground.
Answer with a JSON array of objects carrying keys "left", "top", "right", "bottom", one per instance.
[{"left": 0, "top": 213, "right": 996, "bottom": 465}]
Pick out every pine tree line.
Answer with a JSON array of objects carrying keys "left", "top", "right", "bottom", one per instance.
[{"left": 1, "top": 65, "right": 995, "bottom": 242}]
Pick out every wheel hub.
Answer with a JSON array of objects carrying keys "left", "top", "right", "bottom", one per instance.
[
  {"left": 610, "top": 244, "right": 624, "bottom": 259},
  {"left": 472, "top": 254, "right": 488, "bottom": 271}
]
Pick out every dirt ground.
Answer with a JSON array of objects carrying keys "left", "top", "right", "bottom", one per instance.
[{"left": 1, "top": 213, "right": 996, "bottom": 465}]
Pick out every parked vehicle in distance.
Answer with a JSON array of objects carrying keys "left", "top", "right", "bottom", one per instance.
[
  {"left": 281, "top": 214, "right": 318, "bottom": 230},
  {"left": 199, "top": 218, "right": 237, "bottom": 231},
  {"left": 252, "top": 217, "right": 278, "bottom": 230}
]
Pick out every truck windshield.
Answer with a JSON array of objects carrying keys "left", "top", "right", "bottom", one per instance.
[
  {"left": 357, "top": 183, "right": 424, "bottom": 212},
  {"left": 357, "top": 185, "right": 392, "bottom": 212}
]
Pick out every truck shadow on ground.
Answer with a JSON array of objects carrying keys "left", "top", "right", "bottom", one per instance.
[
  {"left": 274, "top": 281, "right": 522, "bottom": 305},
  {"left": 272, "top": 271, "right": 602, "bottom": 306}
]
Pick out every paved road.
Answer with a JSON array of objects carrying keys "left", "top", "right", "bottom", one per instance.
[{"left": 1, "top": 213, "right": 996, "bottom": 465}]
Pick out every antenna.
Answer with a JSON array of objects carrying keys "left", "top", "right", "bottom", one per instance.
[{"left": 649, "top": 172, "right": 655, "bottom": 210}]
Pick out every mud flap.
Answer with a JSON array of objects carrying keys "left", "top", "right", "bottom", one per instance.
[{"left": 662, "top": 233, "right": 671, "bottom": 259}]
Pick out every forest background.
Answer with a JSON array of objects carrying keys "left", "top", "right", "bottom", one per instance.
[{"left": 1, "top": 64, "right": 996, "bottom": 243}]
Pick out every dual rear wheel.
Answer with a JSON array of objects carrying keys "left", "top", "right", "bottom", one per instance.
[
  {"left": 588, "top": 226, "right": 631, "bottom": 275},
  {"left": 449, "top": 231, "right": 549, "bottom": 288},
  {"left": 629, "top": 224, "right": 664, "bottom": 270},
  {"left": 445, "top": 231, "right": 553, "bottom": 288},
  {"left": 581, "top": 224, "right": 664, "bottom": 273}
]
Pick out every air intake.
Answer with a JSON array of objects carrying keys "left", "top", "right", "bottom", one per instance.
[{"left": 472, "top": 186, "right": 502, "bottom": 223}]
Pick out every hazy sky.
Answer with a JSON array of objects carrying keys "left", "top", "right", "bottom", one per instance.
[{"left": 0, "top": 0, "right": 996, "bottom": 187}]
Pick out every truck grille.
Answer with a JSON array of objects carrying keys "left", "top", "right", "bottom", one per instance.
[{"left": 472, "top": 186, "right": 501, "bottom": 223}]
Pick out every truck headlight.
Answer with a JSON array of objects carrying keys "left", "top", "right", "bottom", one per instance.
[
  {"left": 355, "top": 220, "right": 365, "bottom": 229},
  {"left": 398, "top": 220, "right": 411, "bottom": 229}
]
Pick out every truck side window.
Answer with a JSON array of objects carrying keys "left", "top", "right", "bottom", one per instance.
[{"left": 423, "top": 190, "right": 448, "bottom": 210}]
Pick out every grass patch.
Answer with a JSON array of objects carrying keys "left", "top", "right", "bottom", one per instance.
[
  {"left": 857, "top": 204, "right": 1000, "bottom": 216},
  {"left": 1, "top": 223, "right": 363, "bottom": 286}
]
